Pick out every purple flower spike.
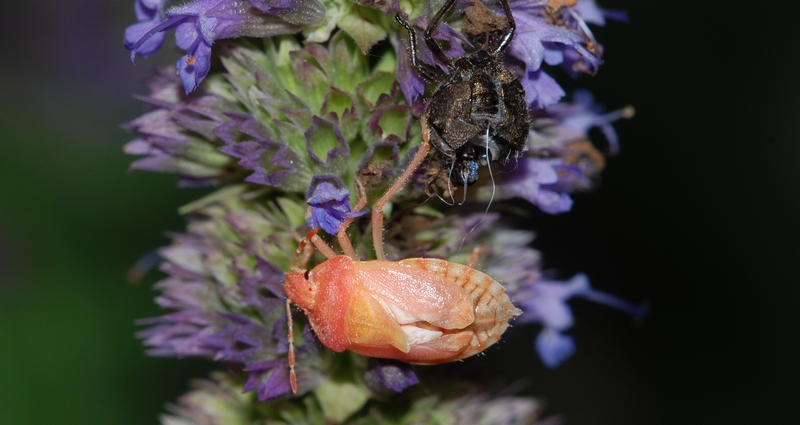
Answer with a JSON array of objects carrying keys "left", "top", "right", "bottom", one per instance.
[
  {"left": 364, "top": 359, "right": 419, "bottom": 392},
  {"left": 305, "top": 175, "right": 367, "bottom": 235}
]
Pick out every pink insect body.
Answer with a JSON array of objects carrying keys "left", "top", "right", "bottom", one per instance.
[
  {"left": 284, "top": 132, "right": 521, "bottom": 393},
  {"left": 285, "top": 255, "right": 519, "bottom": 365}
]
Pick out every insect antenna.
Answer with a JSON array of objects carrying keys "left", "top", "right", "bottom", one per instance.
[
  {"left": 286, "top": 297, "right": 298, "bottom": 394},
  {"left": 290, "top": 229, "right": 317, "bottom": 272}
]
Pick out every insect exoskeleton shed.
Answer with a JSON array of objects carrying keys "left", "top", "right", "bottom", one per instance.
[{"left": 395, "top": 0, "right": 531, "bottom": 194}]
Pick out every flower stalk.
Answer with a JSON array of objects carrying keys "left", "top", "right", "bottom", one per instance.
[{"left": 123, "top": 0, "right": 641, "bottom": 422}]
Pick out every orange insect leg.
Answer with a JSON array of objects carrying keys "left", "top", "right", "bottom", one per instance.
[
  {"left": 336, "top": 179, "right": 369, "bottom": 260},
  {"left": 372, "top": 140, "right": 431, "bottom": 260}
]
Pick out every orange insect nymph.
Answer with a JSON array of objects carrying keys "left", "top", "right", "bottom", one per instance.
[
  {"left": 286, "top": 254, "right": 521, "bottom": 363},
  {"left": 284, "top": 169, "right": 521, "bottom": 393}
]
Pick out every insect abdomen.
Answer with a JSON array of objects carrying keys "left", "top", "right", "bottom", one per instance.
[{"left": 400, "top": 258, "right": 521, "bottom": 358}]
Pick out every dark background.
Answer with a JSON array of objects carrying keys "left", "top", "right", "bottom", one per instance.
[{"left": 1, "top": 1, "right": 797, "bottom": 424}]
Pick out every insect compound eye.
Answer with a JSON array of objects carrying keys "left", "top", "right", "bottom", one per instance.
[{"left": 303, "top": 270, "right": 311, "bottom": 280}]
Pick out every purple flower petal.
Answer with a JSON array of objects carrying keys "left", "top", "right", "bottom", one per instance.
[
  {"left": 305, "top": 175, "right": 367, "bottom": 235},
  {"left": 522, "top": 69, "right": 566, "bottom": 109},
  {"left": 516, "top": 274, "right": 589, "bottom": 329},
  {"left": 510, "top": 273, "right": 646, "bottom": 367},
  {"left": 176, "top": 40, "right": 212, "bottom": 94},
  {"left": 243, "top": 359, "right": 294, "bottom": 401},
  {"left": 532, "top": 190, "right": 574, "bottom": 214},
  {"left": 127, "top": 0, "right": 304, "bottom": 93},
  {"left": 488, "top": 157, "right": 574, "bottom": 214},
  {"left": 535, "top": 328, "right": 576, "bottom": 369},
  {"left": 124, "top": 17, "right": 168, "bottom": 58},
  {"left": 392, "top": 31, "right": 427, "bottom": 104}
]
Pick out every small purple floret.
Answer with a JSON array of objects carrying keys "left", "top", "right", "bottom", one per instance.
[
  {"left": 305, "top": 176, "right": 367, "bottom": 235},
  {"left": 126, "top": 0, "right": 306, "bottom": 94},
  {"left": 124, "top": 0, "right": 170, "bottom": 58},
  {"left": 515, "top": 273, "right": 646, "bottom": 368},
  {"left": 535, "top": 328, "right": 576, "bottom": 369},
  {"left": 497, "top": 158, "right": 574, "bottom": 214},
  {"left": 364, "top": 359, "right": 419, "bottom": 392}
]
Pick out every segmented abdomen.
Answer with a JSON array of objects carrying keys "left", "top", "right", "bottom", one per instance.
[{"left": 400, "top": 258, "right": 522, "bottom": 359}]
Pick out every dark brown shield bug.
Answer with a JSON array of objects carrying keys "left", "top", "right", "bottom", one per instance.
[{"left": 396, "top": 0, "right": 531, "bottom": 189}]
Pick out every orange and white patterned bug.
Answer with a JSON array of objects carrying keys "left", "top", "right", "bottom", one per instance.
[{"left": 283, "top": 145, "right": 522, "bottom": 392}]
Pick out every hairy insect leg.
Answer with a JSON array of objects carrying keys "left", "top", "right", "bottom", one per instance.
[
  {"left": 372, "top": 140, "right": 432, "bottom": 261},
  {"left": 395, "top": 15, "right": 444, "bottom": 82},
  {"left": 336, "top": 179, "right": 369, "bottom": 260},
  {"left": 495, "top": 0, "right": 517, "bottom": 53},
  {"left": 286, "top": 298, "right": 298, "bottom": 394},
  {"left": 309, "top": 232, "right": 337, "bottom": 260},
  {"left": 424, "top": 0, "right": 457, "bottom": 66}
]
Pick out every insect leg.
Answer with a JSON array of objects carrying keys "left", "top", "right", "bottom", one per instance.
[
  {"left": 372, "top": 140, "right": 432, "bottom": 261},
  {"left": 395, "top": 15, "right": 444, "bottom": 82},
  {"left": 309, "top": 232, "right": 337, "bottom": 259},
  {"left": 495, "top": 0, "right": 517, "bottom": 54},
  {"left": 286, "top": 297, "right": 298, "bottom": 394},
  {"left": 336, "top": 179, "right": 369, "bottom": 260},
  {"left": 424, "top": 0, "right": 457, "bottom": 66}
]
